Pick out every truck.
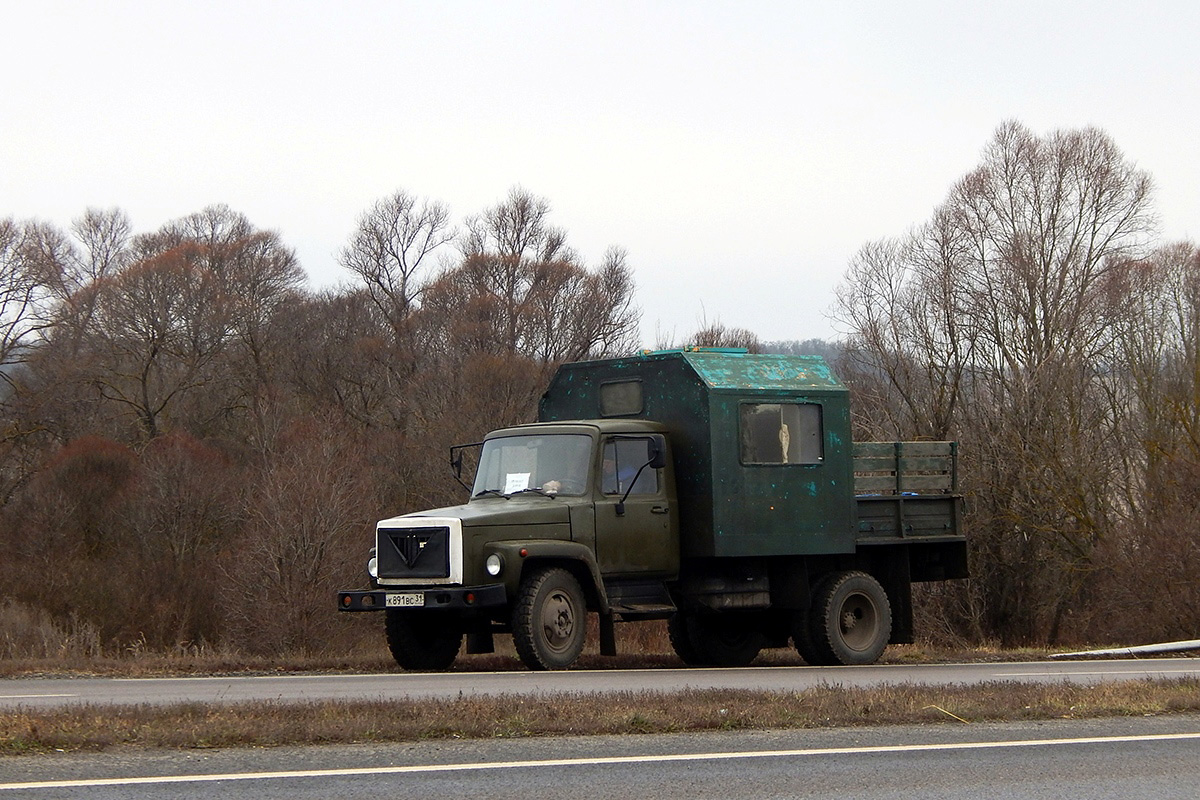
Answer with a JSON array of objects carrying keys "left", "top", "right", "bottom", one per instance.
[{"left": 338, "top": 348, "right": 968, "bottom": 670}]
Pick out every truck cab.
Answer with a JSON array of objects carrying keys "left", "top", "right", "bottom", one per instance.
[
  {"left": 340, "top": 419, "right": 681, "bottom": 669},
  {"left": 470, "top": 420, "right": 679, "bottom": 580}
]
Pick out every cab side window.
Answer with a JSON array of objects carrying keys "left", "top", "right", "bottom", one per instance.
[{"left": 601, "top": 438, "right": 659, "bottom": 494}]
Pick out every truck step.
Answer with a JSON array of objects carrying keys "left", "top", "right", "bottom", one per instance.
[
  {"left": 610, "top": 602, "right": 677, "bottom": 620},
  {"left": 604, "top": 579, "right": 677, "bottom": 619}
]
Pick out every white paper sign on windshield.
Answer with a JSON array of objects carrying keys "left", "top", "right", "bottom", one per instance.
[{"left": 504, "top": 472, "right": 531, "bottom": 493}]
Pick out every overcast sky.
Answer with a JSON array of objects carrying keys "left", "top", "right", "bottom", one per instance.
[{"left": 4, "top": 1, "right": 1198, "bottom": 345}]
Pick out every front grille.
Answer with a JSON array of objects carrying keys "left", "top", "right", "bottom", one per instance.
[{"left": 376, "top": 526, "right": 451, "bottom": 579}]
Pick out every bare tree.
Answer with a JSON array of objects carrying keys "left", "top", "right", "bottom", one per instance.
[
  {"left": 88, "top": 245, "right": 233, "bottom": 440},
  {"left": 0, "top": 212, "right": 137, "bottom": 509},
  {"left": 123, "top": 432, "right": 241, "bottom": 647},
  {"left": 69, "top": 208, "right": 133, "bottom": 287},
  {"left": 456, "top": 187, "right": 577, "bottom": 353},
  {"left": 277, "top": 288, "right": 401, "bottom": 428},
  {"left": 837, "top": 210, "right": 976, "bottom": 440},
  {"left": 462, "top": 186, "right": 570, "bottom": 264},
  {"left": 835, "top": 121, "right": 1157, "bottom": 644},
  {"left": 656, "top": 314, "right": 764, "bottom": 353},
  {"left": 0, "top": 435, "right": 143, "bottom": 646},
  {"left": 222, "top": 417, "right": 375, "bottom": 654},
  {"left": 51, "top": 208, "right": 134, "bottom": 353},
  {"left": 339, "top": 190, "right": 454, "bottom": 343},
  {"left": 1120, "top": 243, "right": 1200, "bottom": 469},
  {"left": 0, "top": 220, "right": 72, "bottom": 390},
  {"left": 1089, "top": 241, "right": 1200, "bottom": 642},
  {"left": 426, "top": 188, "right": 638, "bottom": 361},
  {"left": 56, "top": 206, "right": 306, "bottom": 443}
]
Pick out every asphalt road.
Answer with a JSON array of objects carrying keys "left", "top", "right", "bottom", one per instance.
[
  {"left": 2, "top": 658, "right": 1199, "bottom": 709},
  {"left": 2, "top": 715, "right": 1199, "bottom": 798}
]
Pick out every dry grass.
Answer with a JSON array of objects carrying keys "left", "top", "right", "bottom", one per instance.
[
  {"left": 3, "top": 679, "right": 1199, "bottom": 755},
  {"left": 0, "top": 644, "right": 1057, "bottom": 679},
  {"left": 0, "top": 615, "right": 1058, "bottom": 679}
]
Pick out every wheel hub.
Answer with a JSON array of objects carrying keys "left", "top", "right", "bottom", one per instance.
[
  {"left": 542, "top": 591, "right": 575, "bottom": 648},
  {"left": 839, "top": 593, "right": 877, "bottom": 649}
]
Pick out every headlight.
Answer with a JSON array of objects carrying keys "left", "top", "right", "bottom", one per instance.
[
  {"left": 485, "top": 553, "right": 503, "bottom": 577},
  {"left": 367, "top": 555, "right": 378, "bottom": 579}
]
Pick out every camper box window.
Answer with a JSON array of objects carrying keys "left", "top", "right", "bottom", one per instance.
[
  {"left": 599, "top": 380, "right": 644, "bottom": 417},
  {"left": 739, "top": 403, "right": 823, "bottom": 465}
]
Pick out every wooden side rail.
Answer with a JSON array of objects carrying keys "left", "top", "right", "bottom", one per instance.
[{"left": 853, "top": 441, "right": 958, "bottom": 495}]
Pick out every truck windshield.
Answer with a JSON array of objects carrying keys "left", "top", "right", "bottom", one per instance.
[{"left": 472, "top": 434, "right": 593, "bottom": 497}]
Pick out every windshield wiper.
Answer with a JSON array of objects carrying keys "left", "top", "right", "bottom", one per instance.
[
  {"left": 509, "top": 487, "right": 556, "bottom": 498},
  {"left": 473, "top": 489, "right": 509, "bottom": 499}
]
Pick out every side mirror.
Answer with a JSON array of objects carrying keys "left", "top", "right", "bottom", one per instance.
[
  {"left": 448, "top": 441, "right": 484, "bottom": 492},
  {"left": 647, "top": 435, "right": 668, "bottom": 469}
]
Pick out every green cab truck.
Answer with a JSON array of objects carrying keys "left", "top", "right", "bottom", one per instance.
[{"left": 338, "top": 349, "right": 967, "bottom": 670}]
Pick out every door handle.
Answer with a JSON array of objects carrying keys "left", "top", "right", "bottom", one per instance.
[{"left": 651, "top": 505, "right": 669, "bottom": 514}]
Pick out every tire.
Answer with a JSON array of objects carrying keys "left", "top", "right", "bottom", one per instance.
[
  {"left": 802, "top": 571, "right": 892, "bottom": 666},
  {"left": 667, "top": 611, "right": 705, "bottom": 666},
  {"left": 791, "top": 609, "right": 824, "bottom": 666},
  {"left": 687, "top": 612, "right": 763, "bottom": 667},
  {"left": 511, "top": 567, "right": 588, "bottom": 670},
  {"left": 385, "top": 610, "right": 463, "bottom": 671}
]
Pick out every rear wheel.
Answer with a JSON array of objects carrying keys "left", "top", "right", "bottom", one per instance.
[
  {"left": 385, "top": 610, "right": 463, "bottom": 671},
  {"left": 667, "top": 611, "right": 705, "bottom": 665},
  {"left": 512, "top": 567, "right": 588, "bottom": 670},
  {"left": 800, "top": 571, "right": 891, "bottom": 666},
  {"left": 791, "top": 609, "right": 823, "bottom": 665},
  {"left": 686, "top": 612, "right": 763, "bottom": 667}
]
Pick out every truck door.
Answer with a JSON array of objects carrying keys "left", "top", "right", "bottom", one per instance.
[{"left": 593, "top": 436, "right": 676, "bottom": 576}]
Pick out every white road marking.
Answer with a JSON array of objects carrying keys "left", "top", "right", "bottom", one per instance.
[
  {"left": 3, "top": 731, "right": 1200, "bottom": 791},
  {"left": 1002, "top": 669, "right": 1200, "bottom": 677},
  {"left": 110, "top": 671, "right": 540, "bottom": 682}
]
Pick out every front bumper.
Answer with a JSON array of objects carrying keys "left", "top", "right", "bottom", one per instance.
[{"left": 337, "top": 583, "right": 507, "bottom": 612}]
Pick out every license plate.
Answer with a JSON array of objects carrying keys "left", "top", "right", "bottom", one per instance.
[{"left": 385, "top": 593, "right": 425, "bottom": 608}]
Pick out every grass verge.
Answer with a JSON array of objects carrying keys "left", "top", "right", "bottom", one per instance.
[
  {"left": 4, "top": 679, "right": 1200, "bottom": 755},
  {"left": 0, "top": 641, "right": 1059, "bottom": 679}
]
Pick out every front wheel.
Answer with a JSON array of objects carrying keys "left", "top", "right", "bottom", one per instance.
[
  {"left": 511, "top": 567, "right": 588, "bottom": 670},
  {"left": 800, "top": 571, "right": 892, "bottom": 666},
  {"left": 385, "top": 610, "right": 463, "bottom": 671}
]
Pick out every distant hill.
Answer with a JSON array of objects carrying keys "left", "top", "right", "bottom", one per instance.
[{"left": 762, "top": 338, "right": 842, "bottom": 362}]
